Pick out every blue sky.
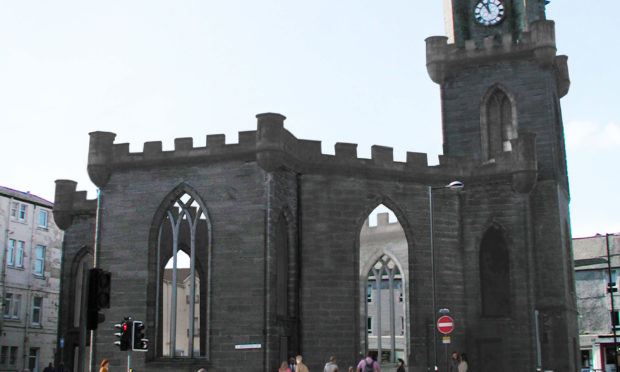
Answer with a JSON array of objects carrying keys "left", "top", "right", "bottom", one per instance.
[{"left": 1, "top": 1, "right": 618, "bottom": 238}]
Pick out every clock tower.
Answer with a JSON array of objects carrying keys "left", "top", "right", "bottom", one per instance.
[
  {"left": 446, "top": 0, "right": 548, "bottom": 47},
  {"left": 427, "top": 1, "right": 577, "bottom": 371}
]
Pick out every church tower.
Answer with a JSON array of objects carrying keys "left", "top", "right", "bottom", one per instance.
[{"left": 427, "top": 1, "right": 577, "bottom": 371}]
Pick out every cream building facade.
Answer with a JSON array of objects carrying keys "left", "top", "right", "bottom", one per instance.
[
  {"left": 162, "top": 267, "right": 200, "bottom": 357},
  {"left": 0, "top": 187, "right": 63, "bottom": 372}
]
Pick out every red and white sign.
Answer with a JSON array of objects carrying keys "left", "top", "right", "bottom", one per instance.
[{"left": 437, "top": 315, "right": 454, "bottom": 334}]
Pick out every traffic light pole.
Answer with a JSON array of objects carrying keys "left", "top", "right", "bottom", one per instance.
[{"left": 127, "top": 351, "right": 131, "bottom": 372}]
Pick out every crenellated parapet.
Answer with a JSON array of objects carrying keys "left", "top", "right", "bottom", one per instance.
[
  {"left": 53, "top": 180, "right": 98, "bottom": 230},
  {"left": 426, "top": 20, "right": 569, "bottom": 97},
  {"left": 85, "top": 113, "right": 537, "bottom": 194}
]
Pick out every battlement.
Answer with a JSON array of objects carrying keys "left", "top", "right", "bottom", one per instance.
[
  {"left": 85, "top": 112, "right": 537, "bottom": 194},
  {"left": 53, "top": 180, "right": 98, "bottom": 230},
  {"left": 426, "top": 20, "right": 569, "bottom": 96}
]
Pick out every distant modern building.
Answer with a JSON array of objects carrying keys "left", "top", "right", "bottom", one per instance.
[
  {"left": 0, "top": 187, "right": 63, "bottom": 372},
  {"left": 162, "top": 266, "right": 201, "bottom": 357},
  {"left": 574, "top": 233, "right": 620, "bottom": 372}
]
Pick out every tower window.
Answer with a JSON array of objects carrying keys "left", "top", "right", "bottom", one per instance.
[{"left": 481, "top": 85, "right": 517, "bottom": 160}]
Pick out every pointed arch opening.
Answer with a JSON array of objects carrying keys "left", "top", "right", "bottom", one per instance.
[
  {"left": 480, "top": 225, "right": 511, "bottom": 317},
  {"left": 70, "top": 247, "right": 92, "bottom": 372},
  {"left": 152, "top": 185, "right": 211, "bottom": 359},
  {"left": 359, "top": 203, "right": 409, "bottom": 364},
  {"left": 274, "top": 208, "right": 300, "bottom": 363},
  {"left": 480, "top": 85, "right": 518, "bottom": 160}
]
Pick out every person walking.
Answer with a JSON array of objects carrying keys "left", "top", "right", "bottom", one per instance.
[
  {"left": 289, "top": 357, "right": 297, "bottom": 372},
  {"left": 295, "top": 355, "right": 309, "bottom": 372},
  {"left": 356, "top": 351, "right": 380, "bottom": 372},
  {"left": 396, "top": 358, "right": 405, "bottom": 372},
  {"left": 43, "top": 362, "right": 55, "bottom": 372},
  {"left": 448, "top": 352, "right": 459, "bottom": 372},
  {"left": 99, "top": 359, "right": 109, "bottom": 372},
  {"left": 324, "top": 356, "right": 338, "bottom": 372},
  {"left": 279, "top": 361, "right": 293, "bottom": 372},
  {"left": 457, "top": 353, "right": 468, "bottom": 372},
  {"left": 57, "top": 362, "right": 68, "bottom": 372}
]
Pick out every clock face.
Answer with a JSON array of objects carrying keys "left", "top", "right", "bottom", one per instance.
[{"left": 474, "top": 0, "right": 505, "bottom": 26}]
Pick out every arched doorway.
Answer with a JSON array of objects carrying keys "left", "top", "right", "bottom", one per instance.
[{"left": 359, "top": 206, "right": 409, "bottom": 365}]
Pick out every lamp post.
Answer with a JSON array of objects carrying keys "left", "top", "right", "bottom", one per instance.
[{"left": 429, "top": 181, "right": 463, "bottom": 372}]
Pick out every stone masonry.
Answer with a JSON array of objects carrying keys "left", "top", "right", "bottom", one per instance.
[{"left": 53, "top": 1, "right": 578, "bottom": 371}]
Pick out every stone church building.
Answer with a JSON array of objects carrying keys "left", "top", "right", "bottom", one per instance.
[{"left": 53, "top": 0, "right": 578, "bottom": 371}]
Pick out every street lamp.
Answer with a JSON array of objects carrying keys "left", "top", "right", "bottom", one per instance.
[{"left": 429, "top": 181, "right": 464, "bottom": 371}]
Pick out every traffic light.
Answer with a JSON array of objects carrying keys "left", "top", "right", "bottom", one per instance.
[
  {"left": 86, "top": 268, "right": 111, "bottom": 330},
  {"left": 132, "top": 320, "right": 149, "bottom": 351},
  {"left": 114, "top": 319, "right": 132, "bottom": 351}
]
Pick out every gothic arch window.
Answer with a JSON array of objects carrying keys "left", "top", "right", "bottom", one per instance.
[
  {"left": 153, "top": 187, "right": 211, "bottom": 359},
  {"left": 480, "top": 225, "right": 510, "bottom": 317},
  {"left": 275, "top": 212, "right": 297, "bottom": 320},
  {"left": 366, "top": 254, "right": 404, "bottom": 362},
  {"left": 72, "top": 248, "right": 92, "bottom": 328},
  {"left": 480, "top": 85, "right": 518, "bottom": 160},
  {"left": 70, "top": 248, "right": 92, "bottom": 372},
  {"left": 274, "top": 210, "right": 299, "bottom": 362}
]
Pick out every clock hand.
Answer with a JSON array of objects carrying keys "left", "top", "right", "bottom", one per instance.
[{"left": 484, "top": 1, "right": 492, "bottom": 13}]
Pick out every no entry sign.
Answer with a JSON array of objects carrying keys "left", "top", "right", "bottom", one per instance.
[{"left": 437, "top": 315, "right": 454, "bottom": 334}]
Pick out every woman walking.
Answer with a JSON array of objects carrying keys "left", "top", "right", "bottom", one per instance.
[{"left": 458, "top": 353, "right": 468, "bottom": 372}]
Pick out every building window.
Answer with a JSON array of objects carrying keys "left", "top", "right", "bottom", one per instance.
[
  {"left": 32, "top": 297, "right": 42, "bottom": 326},
  {"left": 480, "top": 85, "right": 517, "bottom": 160},
  {"left": 34, "top": 246, "right": 45, "bottom": 276},
  {"left": 28, "top": 348, "right": 39, "bottom": 372},
  {"left": 9, "top": 346, "right": 17, "bottom": 365},
  {"left": 367, "top": 317, "right": 372, "bottom": 334},
  {"left": 400, "top": 316, "right": 405, "bottom": 335},
  {"left": 11, "top": 294, "right": 21, "bottom": 319},
  {"left": 38, "top": 210, "right": 48, "bottom": 228},
  {"left": 15, "top": 241, "right": 24, "bottom": 268},
  {"left": 0, "top": 346, "right": 7, "bottom": 364},
  {"left": 18, "top": 204, "right": 27, "bottom": 222},
  {"left": 10, "top": 202, "right": 18, "bottom": 219},
  {"left": 3, "top": 294, "right": 22, "bottom": 319},
  {"left": 367, "top": 283, "right": 373, "bottom": 303},
  {"left": 7, "top": 239, "right": 15, "bottom": 266},
  {"left": 612, "top": 310, "right": 619, "bottom": 329}
]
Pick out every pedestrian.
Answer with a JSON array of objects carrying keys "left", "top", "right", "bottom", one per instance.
[
  {"left": 324, "top": 356, "right": 338, "bottom": 372},
  {"left": 279, "top": 361, "right": 292, "bottom": 372},
  {"left": 396, "top": 358, "right": 405, "bottom": 372},
  {"left": 448, "top": 351, "right": 459, "bottom": 372},
  {"left": 295, "top": 355, "right": 309, "bottom": 372},
  {"left": 356, "top": 351, "right": 380, "bottom": 372},
  {"left": 43, "top": 363, "right": 55, "bottom": 372},
  {"left": 348, "top": 367, "right": 354, "bottom": 372},
  {"left": 57, "top": 362, "right": 68, "bottom": 372},
  {"left": 100, "top": 359, "right": 109, "bottom": 372},
  {"left": 289, "top": 357, "right": 297, "bottom": 372},
  {"left": 458, "top": 353, "right": 468, "bottom": 372}
]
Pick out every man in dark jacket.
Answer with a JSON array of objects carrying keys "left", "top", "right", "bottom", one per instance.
[
  {"left": 448, "top": 351, "right": 459, "bottom": 372},
  {"left": 43, "top": 362, "right": 55, "bottom": 372}
]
